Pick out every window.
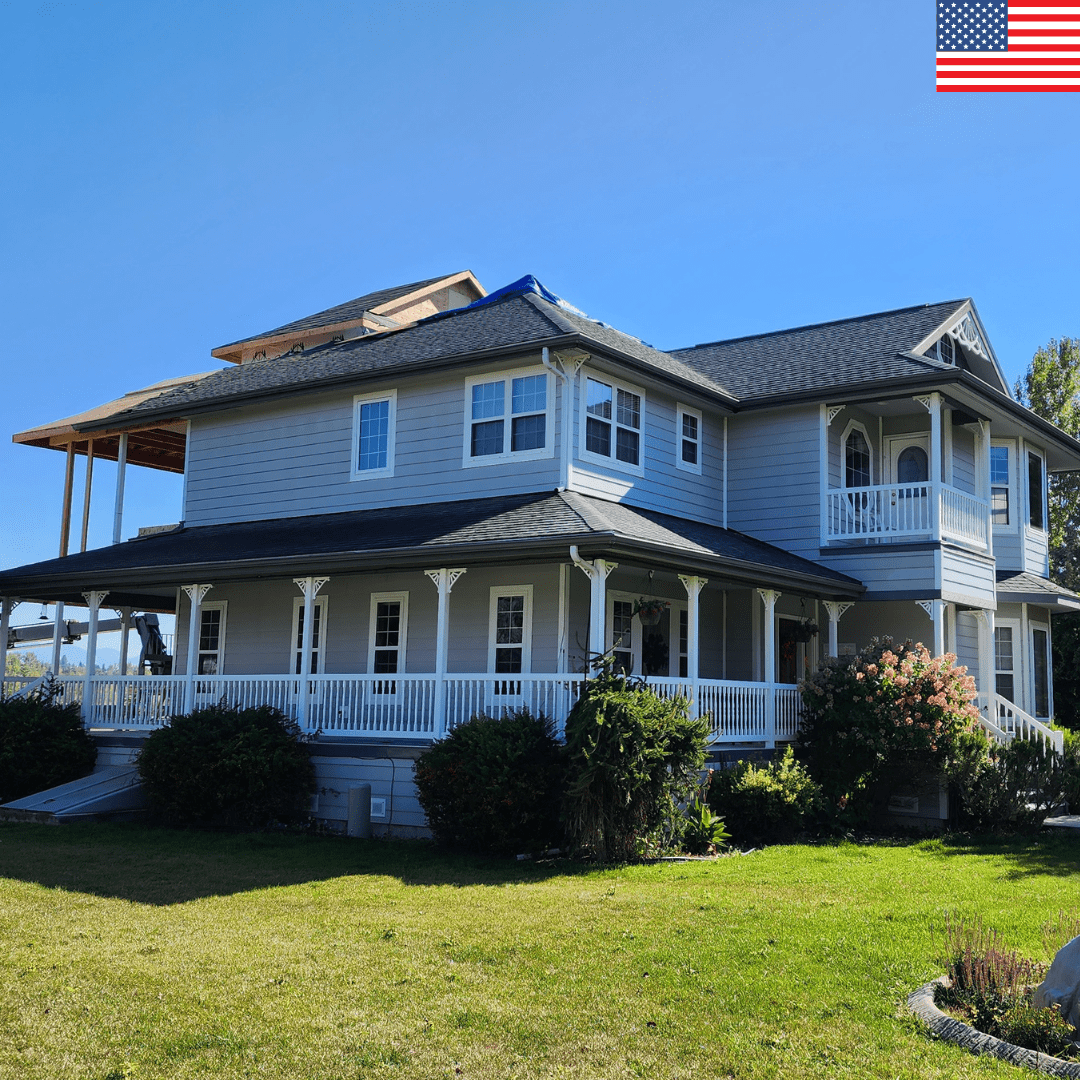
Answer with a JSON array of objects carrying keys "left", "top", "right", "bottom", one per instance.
[
  {"left": 488, "top": 586, "right": 532, "bottom": 674},
  {"left": 582, "top": 375, "right": 644, "bottom": 473},
  {"left": 291, "top": 596, "right": 328, "bottom": 675},
  {"left": 1028, "top": 450, "right": 1045, "bottom": 530},
  {"left": 196, "top": 602, "right": 227, "bottom": 675},
  {"left": 1032, "top": 626, "right": 1050, "bottom": 718},
  {"left": 351, "top": 390, "right": 396, "bottom": 480},
  {"left": 994, "top": 626, "right": 1014, "bottom": 702},
  {"left": 990, "top": 443, "right": 1012, "bottom": 526},
  {"left": 843, "top": 425, "right": 872, "bottom": 488},
  {"left": 896, "top": 446, "right": 929, "bottom": 484},
  {"left": 368, "top": 593, "right": 408, "bottom": 691},
  {"left": 676, "top": 405, "right": 702, "bottom": 474},
  {"left": 464, "top": 370, "right": 550, "bottom": 464},
  {"left": 678, "top": 608, "right": 689, "bottom": 679},
  {"left": 611, "top": 598, "right": 636, "bottom": 674}
]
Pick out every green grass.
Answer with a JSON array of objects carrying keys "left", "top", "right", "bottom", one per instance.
[{"left": 0, "top": 825, "right": 1078, "bottom": 1079}]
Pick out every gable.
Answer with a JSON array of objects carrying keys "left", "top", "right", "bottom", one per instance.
[{"left": 913, "top": 301, "right": 1010, "bottom": 395}]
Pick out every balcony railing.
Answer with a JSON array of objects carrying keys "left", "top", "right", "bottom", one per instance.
[
  {"left": 824, "top": 482, "right": 988, "bottom": 549},
  {"left": 1, "top": 673, "right": 804, "bottom": 748}
]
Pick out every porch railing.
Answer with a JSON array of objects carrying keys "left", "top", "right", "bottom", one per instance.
[
  {"left": 824, "top": 482, "right": 988, "bottom": 549},
  {"left": 976, "top": 692, "right": 1063, "bottom": 755},
  {"left": 56, "top": 672, "right": 804, "bottom": 747}
]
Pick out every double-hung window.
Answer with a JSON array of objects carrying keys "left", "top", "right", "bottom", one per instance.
[
  {"left": 489, "top": 586, "right": 532, "bottom": 698},
  {"left": 1028, "top": 450, "right": 1046, "bottom": 530},
  {"left": 196, "top": 602, "right": 227, "bottom": 676},
  {"left": 352, "top": 390, "right": 396, "bottom": 480},
  {"left": 990, "top": 443, "right": 1012, "bottom": 527},
  {"left": 291, "top": 595, "right": 328, "bottom": 675},
  {"left": 676, "top": 405, "right": 702, "bottom": 474},
  {"left": 464, "top": 370, "right": 550, "bottom": 464},
  {"left": 582, "top": 375, "right": 644, "bottom": 473},
  {"left": 369, "top": 592, "right": 408, "bottom": 695}
]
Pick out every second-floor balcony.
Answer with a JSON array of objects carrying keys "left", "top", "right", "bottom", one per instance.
[{"left": 824, "top": 481, "right": 989, "bottom": 549}]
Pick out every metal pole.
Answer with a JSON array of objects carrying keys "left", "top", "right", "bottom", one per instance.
[
  {"left": 118, "top": 606, "right": 131, "bottom": 676},
  {"left": 80, "top": 438, "right": 95, "bottom": 553},
  {"left": 112, "top": 433, "right": 128, "bottom": 544}
]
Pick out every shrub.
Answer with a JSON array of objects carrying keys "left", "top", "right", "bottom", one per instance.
[
  {"left": 414, "top": 708, "right": 565, "bottom": 855},
  {"left": 707, "top": 747, "right": 824, "bottom": 846},
  {"left": 137, "top": 704, "right": 314, "bottom": 827},
  {"left": 562, "top": 669, "right": 710, "bottom": 862},
  {"left": 954, "top": 733, "right": 1073, "bottom": 833},
  {"left": 798, "top": 638, "right": 981, "bottom": 821},
  {"left": 0, "top": 680, "right": 96, "bottom": 802},
  {"left": 680, "top": 793, "right": 730, "bottom": 855}
]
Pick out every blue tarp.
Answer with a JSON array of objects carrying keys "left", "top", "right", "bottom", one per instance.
[{"left": 423, "top": 274, "right": 586, "bottom": 322}]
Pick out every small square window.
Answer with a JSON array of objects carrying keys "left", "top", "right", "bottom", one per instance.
[
  {"left": 352, "top": 391, "right": 396, "bottom": 480},
  {"left": 582, "top": 376, "right": 644, "bottom": 473}
]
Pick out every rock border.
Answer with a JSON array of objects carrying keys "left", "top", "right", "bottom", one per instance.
[{"left": 908, "top": 978, "right": 1080, "bottom": 1078}]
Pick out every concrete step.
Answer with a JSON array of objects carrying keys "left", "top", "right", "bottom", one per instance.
[{"left": 0, "top": 766, "right": 147, "bottom": 822}]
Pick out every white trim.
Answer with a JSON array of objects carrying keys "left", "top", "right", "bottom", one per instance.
[
  {"left": 368, "top": 592, "right": 409, "bottom": 675},
  {"left": 675, "top": 403, "right": 703, "bottom": 475},
  {"left": 607, "top": 589, "right": 644, "bottom": 675},
  {"left": 994, "top": 617, "right": 1020, "bottom": 705},
  {"left": 290, "top": 594, "right": 329, "bottom": 675},
  {"left": 463, "top": 367, "right": 554, "bottom": 467},
  {"left": 1024, "top": 444, "right": 1047, "bottom": 534},
  {"left": 884, "top": 432, "right": 931, "bottom": 485},
  {"left": 1030, "top": 616, "right": 1051, "bottom": 720},
  {"left": 196, "top": 600, "right": 228, "bottom": 676},
  {"left": 579, "top": 371, "right": 646, "bottom": 477},
  {"left": 488, "top": 585, "right": 533, "bottom": 674},
  {"left": 351, "top": 389, "right": 397, "bottom": 480},
  {"left": 840, "top": 419, "right": 874, "bottom": 486},
  {"left": 990, "top": 439, "right": 1018, "bottom": 533}
]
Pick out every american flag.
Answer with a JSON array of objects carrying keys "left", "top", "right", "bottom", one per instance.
[{"left": 936, "top": 1, "right": 1080, "bottom": 91}]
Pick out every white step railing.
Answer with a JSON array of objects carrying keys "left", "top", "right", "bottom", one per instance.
[
  {"left": 1, "top": 675, "right": 45, "bottom": 699},
  {"left": 65, "top": 672, "right": 803, "bottom": 746},
  {"left": 824, "top": 482, "right": 988, "bottom": 548},
  {"left": 976, "top": 692, "right": 1063, "bottom": 755}
]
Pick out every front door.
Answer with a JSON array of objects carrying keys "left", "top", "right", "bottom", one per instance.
[{"left": 777, "top": 617, "right": 805, "bottom": 685}]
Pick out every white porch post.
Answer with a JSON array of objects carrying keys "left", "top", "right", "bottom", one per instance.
[
  {"left": 51, "top": 602, "right": 65, "bottom": 675},
  {"left": 822, "top": 601, "right": 853, "bottom": 659},
  {"left": 758, "top": 589, "right": 780, "bottom": 747},
  {"left": 916, "top": 599, "right": 947, "bottom": 657},
  {"left": 294, "top": 576, "right": 329, "bottom": 730},
  {"left": 81, "top": 590, "right": 108, "bottom": 724},
  {"left": 118, "top": 607, "right": 131, "bottom": 676},
  {"left": 917, "top": 393, "right": 943, "bottom": 540},
  {"left": 424, "top": 568, "right": 466, "bottom": 738},
  {"left": 557, "top": 564, "right": 569, "bottom": 674},
  {"left": 181, "top": 584, "right": 212, "bottom": 713},
  {"left": 679, "top": 575, "right": 707, "bottom": 718},
  {"left": 0, "top": 598, "right": 16, "bottom": 687},
  {"left": 974, "top": 608, "right": 995, "bottom": 700},
  {"left": 570, "top": 546, "right": 617, "bottom": 664},
  {"left": 979, "top": 419, "right": 994, "bottom": 557},
  {"left": 112, "top": 433, "right": 128, "bottom": 545}
]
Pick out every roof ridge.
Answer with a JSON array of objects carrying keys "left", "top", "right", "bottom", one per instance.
[{"left": 670, "top": 298, "right": 971, "bottom": 354}]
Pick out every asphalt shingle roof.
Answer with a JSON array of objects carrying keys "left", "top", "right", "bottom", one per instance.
[
  {"left": 217, "top": 273, "right": 458, "bottom": 348},
  {"left": 669, "top": 300, "right": 969, "bottom": 400},
  {"left": 995, "top": 570, "right": 1080, "bottom": 609},
  {"left": 0, "top": 491, "right": 861, "bottom": 596}
]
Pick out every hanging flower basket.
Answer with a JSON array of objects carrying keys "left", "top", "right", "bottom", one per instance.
[
  {"left": 791, "top": 619, "right": 819, "bottom": 644},
  {"left": 633, "top": 598, "right": 669, "bottom": 627}
]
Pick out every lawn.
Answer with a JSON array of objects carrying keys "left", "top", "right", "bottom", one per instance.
[{"left": 0, "top": 825, "right": 1078, "bottom": 1079}]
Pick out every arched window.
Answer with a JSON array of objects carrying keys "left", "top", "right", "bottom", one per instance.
[
  {"left": 844, "top": 429, "right": 871, "bottom": 488},
  {"left": 897, "top": 446, "right": 928, "bottom": 484}
]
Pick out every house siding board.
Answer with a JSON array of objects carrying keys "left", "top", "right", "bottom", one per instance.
[
  {"left": 994, "top": 528, "right": 1023, "bottom": 571},
  {"left": 310, "top": 756, "right": 426, "bottom": 832},
  {"left": 569, "top": 388, "right": 725, "bottom": 529},
  {"left": 818, "top": 547, "right": 936, "bottom": 594},
  {"left": 952, "top": 426, "right": 977, "bottom": 495},
  {"left": 955, "top": 611, "right": 981, "bottom": 685},
  {"left": 727, "top": 407, "right": 820, "bottom": 556},
  {"left": 838, "top": 601, "right": 936, "bottom": 655},
  {"left": 1024, "top": 527, "right": 1049, "bottom": 576},
  {"left": 184, "top": 363, "right": 562, "bottom": 527},
  {"left": 722, "top": 589, "right": 754, "bottom": 681},
  {"left": 941, "top": 547, "right": 995, "bottom": 607}
]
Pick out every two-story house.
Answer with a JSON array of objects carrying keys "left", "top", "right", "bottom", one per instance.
[{"left": 2, "top": 270, "right": 1077, "bottom": 831}]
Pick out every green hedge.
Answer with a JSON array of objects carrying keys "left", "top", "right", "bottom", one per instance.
[{"left": 137, "top": 705, "right": 314, "bottom": 827}]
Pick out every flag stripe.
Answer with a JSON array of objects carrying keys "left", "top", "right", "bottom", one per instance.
[
  {"left": 937, "top": 83, "right": 1080, "bottom": 89},
  {"left": 938, "top": 55, "right": 1080, "bottom": 63}
]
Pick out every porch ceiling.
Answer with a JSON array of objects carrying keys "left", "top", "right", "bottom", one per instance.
[{"left": 0, "top": 491, "right": 864, "bottom": 604}]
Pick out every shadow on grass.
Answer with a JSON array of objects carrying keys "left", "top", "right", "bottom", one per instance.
[
  {"left": 910, "top": 830, "right": 1080, "bottom": 878},
  {"left": 0, "top": 822, "right": 595, "bottom": 905}
]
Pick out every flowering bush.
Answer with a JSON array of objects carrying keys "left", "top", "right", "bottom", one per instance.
[{"left": 797, "top": 638, "right": 982, "bottom": 819}]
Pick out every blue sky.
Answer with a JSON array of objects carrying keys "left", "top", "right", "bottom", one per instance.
[{"left": 1, "top": 0, "right": 1078, "bottom": 599}]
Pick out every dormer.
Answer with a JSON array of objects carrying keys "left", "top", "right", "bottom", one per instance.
[
  {"left": 914, "top": 301, "right": 1009, "bottom": 395},
  {"left": 211, "top": 270, "right": 485, "bottom": 365}
]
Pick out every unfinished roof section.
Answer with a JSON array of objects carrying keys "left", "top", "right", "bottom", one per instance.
[
  {"left": 211, "top": 270, "right": 486, "bottom": 365},
  {"left": 12, "top": 371, "right": 219, "bottom": 473},
  {"left": 83, "top": 281, "right": 737, "bottom": 430},
  {"left": 670, "top": 300, "right": 976, "bottom": 401}
]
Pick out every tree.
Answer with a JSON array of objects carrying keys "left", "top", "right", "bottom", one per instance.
[{"left": 1015, "top": 338, "right": 1080, "bottom": 727}]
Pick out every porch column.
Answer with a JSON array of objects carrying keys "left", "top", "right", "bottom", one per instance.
[
  {"left": 917, "top": 394, "right": 943, "bottom": 540},
  {"left": 80, "top": 439, "right": 95, "bottom": 553},
  {"left": 757, "top": 589, "right": 780, "bottom": 747},
  {"left": 81, "top": 590, "right": 108, "bottom": 724},
  {"left": 51, "top": 603, "right": 65, "bottom": 675},
  {"left": 916, "top": 599, "right": 946, "bottom": 657},
  {"left": 822, "top": 601, "right": 853, "bottom": 659},
  {"left": 979, "top": 419, "right": 994, "bottom": 557},
  {"left": 0, "top": 598, "right": 16, "bottom": 687},
  {"left": 181, "top": 584, "right": 212, "bottom": 714},
  {"left": 293, "top": 576, "right": 329, "bottom": 730},
  {"left": 679, "top": 575, "right": 707, "bottom": 718},
  {"left": 570, "top": 546, "right": 617, "bottom": 664},
  {"left": 425, "top": 568, "right": 467, "bottom": 738},
  {"left": 973, "top": 608, "right": 995, "bottom": 701},
  {"left": 118, "top": 607, "right": 131, "bottom": 676},
  {"left": 112, "top": 433, "right": 128, "bottom": 545},
  {"left": 59, "top": 442, "right": 76, "bottom": 560}
]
